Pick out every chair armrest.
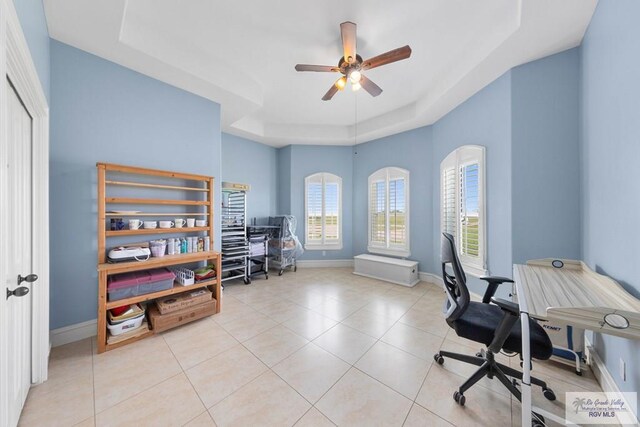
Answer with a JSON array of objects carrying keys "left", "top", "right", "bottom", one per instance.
[
  {"left": 480, "top": 276, "right": 515, "bottom": 303},
  {"left": 490, "top": 297, "right": 520, "bottom": 315}
]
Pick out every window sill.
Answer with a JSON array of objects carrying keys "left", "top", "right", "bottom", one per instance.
[
  {"left": 305, "top": 244, "right": 343, "bottom": 251},
  {"left": 367, "top": 246, "right": 411, "bottom": 258},
  {"left": 463, "top": 264, "right": 489, "bottom": 278}
]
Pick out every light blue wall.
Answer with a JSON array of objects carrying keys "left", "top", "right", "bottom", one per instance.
[
  {"left": 353, "top": 127, "right": 433, "bottom": 268},
  {"left": 289, "top": 145, "right": 354, "bottom": 260},
  {"left": 50, "top": 40, "right": 221, "bottom": 329},
  {"left": 432, "top": 72, "right": 513, "bottom": 296},
  {"left": 511, "top": 49, "right": 581, "bottom": 264},
  {"left": 12, "top": 0, "right": 49, "bottom": 100},
  {"left": 580, "top": 0, "right": 640, "bottom": 405},
  {"left": 276, "top": 146, "right": 292, "bottom": 215},
  {"left": 221, "top": 133, "right": 277, "bottom": 222}
]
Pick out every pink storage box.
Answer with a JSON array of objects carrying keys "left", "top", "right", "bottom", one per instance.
[{"left": 107, "top": 268, "right": 176, "bottom": 301}]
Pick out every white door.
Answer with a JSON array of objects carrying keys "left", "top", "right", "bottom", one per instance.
[{"left": 5, "top": 77, "right": 35, "bottom": 427}]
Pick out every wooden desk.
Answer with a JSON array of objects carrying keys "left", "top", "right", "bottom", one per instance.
[{"left": 513, "top": 258, "right": 640, "bottom": 426}]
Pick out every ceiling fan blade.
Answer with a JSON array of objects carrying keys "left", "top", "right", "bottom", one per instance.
[
  {"left": 362, "top": 45, "right": 412, "bottom": 70},
  {"left": 360, "top": 75, "right": 383, "bottom": 97},
  {"left": 321, "top": 84, "right": 340, "bottom": 101},
  {"left": 295, "top": 64, "right": 340, "bottom": 72},
  {"left": 340, "top": 21, "right": 357, "bottom": 63}
]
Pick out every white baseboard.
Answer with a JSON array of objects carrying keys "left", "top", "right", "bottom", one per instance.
[
  {"left": 50, "top": 319, "right": 97, "bottom": 347},
  {"left": 419, "top": 271, "right": 443, "bottom": 286},
  {"left": 585, "top": 337, "right": 638, "bottom": 421},
  {"left": 296, "top": 259, "right": 354, "bottom": 268}
]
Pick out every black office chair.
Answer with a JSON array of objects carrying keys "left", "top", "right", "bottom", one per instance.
[{"left": 434, "top": 233, "right": 555, "bottom": 415}]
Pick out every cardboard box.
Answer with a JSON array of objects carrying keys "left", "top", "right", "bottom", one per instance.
[
  {"left": 148, "top": 299, "right": 216, "bottom": 333},
  {"left": 156, "top": 289, "right": 212, "bottom": 315}
]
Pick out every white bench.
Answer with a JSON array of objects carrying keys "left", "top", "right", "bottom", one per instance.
[{"left": 353, "top": 254, "right": 419, "bottom": 287}]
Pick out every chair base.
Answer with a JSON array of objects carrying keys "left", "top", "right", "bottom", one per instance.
[{"left": 434, "top": 348, "right": 555, "bottom": 424}]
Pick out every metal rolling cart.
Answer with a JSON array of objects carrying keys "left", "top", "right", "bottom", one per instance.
[
  {"left": 221, "top": 182, "right": 250, "bottom": 285},
  {"left": 247, "top": 226, "right": 272, "bottom": 280},
  {"left": 268, "top": 215, "right": 303, "bottom": 276}
]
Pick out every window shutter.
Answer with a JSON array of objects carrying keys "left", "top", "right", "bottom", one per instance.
[
  {"left": 370, "top": 179, "right": 386, "bottom": 245},
  {"left": 388, "top": 177, "right": 406, "bottom": 246},
  {"left": 324, "top": 180, "right": 340, "bottom": 241},
  {"left": 306, "top": 177, "right": 323, "bottom": 242},
  {"left": 460, "top": 163, "right": 480, "bottom": 257},
  {"left": 442, "top": 167, "right": 457, "bottom": 239}
]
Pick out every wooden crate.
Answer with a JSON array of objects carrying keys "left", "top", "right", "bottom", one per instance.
[{"left": 148, "top": 299, "right": 217, "bottom": 333}]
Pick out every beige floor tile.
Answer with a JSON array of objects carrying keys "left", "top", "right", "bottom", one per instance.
[
  {"left": 403, "top": 404, "right": 453, "bottom": 427},
  {"left": 294, "top": 408, "right": 335, "bottom": 426},
  {"left": 340, "top": 308, "right": 398, "bottom": 339},
  {"left": 93, "top": 335, "right": 182, "bottom": 413},
  {"left": 258, "top": 299, "right": 310, "bottom": 323},
  {"left": 315, "top": 368, "right": 412, "bottom": 427},
  {"left": 212, "top": 301, "right": 259, "bottom": 326},
  {"left": 416, "top": 367, "right": 514, "bottom": 427},
  {"left": 282, "top": 310, "right": 338, "bottom": 340},
  {"left": 272, "top": 343, "right": 350, "bottom": 403},
  {"left": 243, "top": 325, "right": 309, "bottom": 367},
  {"left": 381, "top": 322, "right": 444, "bottom": 360},
  {"left": 73, "top": 418, "right": 95, "bottom": 427},
  {"left": 162, "top": 317, "right": 239, "bottom": 370},
  {"left": 186, "top": 344, "right": 268, "bottom": 408},
  {"left": 355, "top": 341, "right": 432, "bottom": 400},
  {"left": 19, "top": 373, "right": 94, "bottom": 427},
  {"left": 399, "top": 307, "right": 450, "bottom": 337},
  {"left": 310, "top": 298, "right": 363, "bottom": 322},
  {"left": 184, "top": 411, "right": 217, "bottom": 427},
  {"left": 210, "top": 371, "right": 310, "bottom": 427},
  {"left": 96, "top": 373, "right": 204, "bottom": 427},
  {"left": 219, "top": 311, "right": 277, "bottom": 342},
  {"left": 313, "top": 324, "right": 377, "bottom": 364},
  {"left": 363, "top": 298, "right": 414, "bottom": 321}
]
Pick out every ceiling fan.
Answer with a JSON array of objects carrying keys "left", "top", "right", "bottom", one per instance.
[{"left": 295, "top": 21, "right": 412, "bottom": 101}]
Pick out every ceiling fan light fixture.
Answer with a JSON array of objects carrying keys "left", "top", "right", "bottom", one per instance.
[
  {"left": 352, "top": 81, "right": 361, "bottom": 92},
  {"left": 349, "top": 70, "right": 362, "bottom": 83},
  {"left": 335, "top": 76, "right": 347, "bottom": 90}
]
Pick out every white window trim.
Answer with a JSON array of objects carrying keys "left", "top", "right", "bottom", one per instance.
[
  {"left": 304, "top": 172, "right": 343, "bottom": 250},
  {"left": 367, "top": 167, "right": 410, "bottom": 258},
  {"left": 440, "top": 145, "right": 488, "bottom": 277}
]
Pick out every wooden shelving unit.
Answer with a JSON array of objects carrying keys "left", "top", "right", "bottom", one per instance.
[{"left": 96, "top": 163, "right": 221, "bottom": 353}]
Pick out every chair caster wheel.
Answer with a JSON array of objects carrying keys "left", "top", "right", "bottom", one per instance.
[
  {"left": 476, "top": 352, "right": 483, "bottom": 358},
  {"left": 532, "top": 412, "right": 545, "bottom": 427},
  {"left": 575, "top": 370, "right": 583, "bottom": 376},
  {"left": 453, "top": 391, "right": 465, "bottom": 406},
  {"left": 279, "top": 270, "right": 283, "bottom": 276},
  {"left": 433, "top": 353, "right": 444, "bottom": 365},
  {"left": 543, "top": 387, "right": 556, "bottom": 401}
]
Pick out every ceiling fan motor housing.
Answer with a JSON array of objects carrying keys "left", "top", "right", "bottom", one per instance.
[{"left": 339, "top": 54, "right": 363, "bottom": 76}]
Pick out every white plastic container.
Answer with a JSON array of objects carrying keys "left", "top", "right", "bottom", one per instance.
[
  {"left": 169, "top": 266, "right": 195, "bottom": 286},
  {"left": 107, "top": 313, "right": 145, "bottom": 336}
]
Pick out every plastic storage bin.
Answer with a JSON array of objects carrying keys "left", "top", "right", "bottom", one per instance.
[
  {"left": 107, "top": 312, "right": 145, "bottom": 336},
  {"left": 107, "top": 268, "right": 176, "bottom": 301}
]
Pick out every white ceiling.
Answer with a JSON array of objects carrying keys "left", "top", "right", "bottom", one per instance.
[{"left": 44, "top": 0, "right": 597, "bottom": 147}]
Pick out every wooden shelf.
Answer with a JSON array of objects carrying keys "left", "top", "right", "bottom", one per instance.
[
  {"left": 106, "top": 212, "right": 208, "bottom": 217},
  {"left": 106, "top": 180, "right": 208, "bottom": 192},
  {"left": 106, "top": 279, "right": 217, "bottom": 309},
  {"left": 99, "top": 251, "right": 219, "bottom": 274},
  {"left": 106, "top": 197, "right": 210, "bottom": 206},
  {"left": 97, "top": 163, "right": 220, "bottom": 354},
  {"left": 106, "top": 226, "right": 209, "bottom": 237}
]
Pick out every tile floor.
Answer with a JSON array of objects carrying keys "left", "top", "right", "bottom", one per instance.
[{"left": 19, "top": 268, "right": 605, "bottom": 427}]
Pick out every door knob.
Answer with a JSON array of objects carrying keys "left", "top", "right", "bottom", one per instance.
[
  {"left": 18, "top": 274, "right": 38, "bottom": 285},
  {"left": 6, "top": 286, "right": 30, "bottom": 299}
]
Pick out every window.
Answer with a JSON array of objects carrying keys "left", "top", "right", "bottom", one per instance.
[
  {"left": 441, "top": 145, "right": 487, "bottom": 276},
  {"left": 368, "top": 167, "right": 410, "bottom": 257},
  {"left": 305, "top": 172, "right": 342, "bottom": 250}
]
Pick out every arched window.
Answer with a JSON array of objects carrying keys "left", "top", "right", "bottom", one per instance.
[
  {"left": 305, "top": 172, "right": 342, "bottom": 250},
  {"left": 368, "top": 167, "right": 410, "bottom": 257}
]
